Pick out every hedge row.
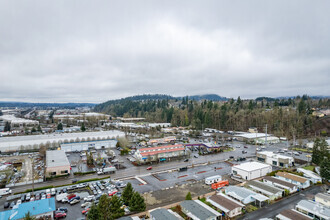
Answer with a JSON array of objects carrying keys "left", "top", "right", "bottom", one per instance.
[{"left": 73, "top": 171, "right": 96, "bottom": 176}]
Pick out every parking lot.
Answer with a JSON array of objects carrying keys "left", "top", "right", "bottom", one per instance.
[{"left": 122, "top": 161, "right": 232, "bottom": 193}]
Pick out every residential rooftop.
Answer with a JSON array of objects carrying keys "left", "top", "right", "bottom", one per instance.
[
  {"left": 246, "top": 180, "right": 283, "bottom": 194},
  {"left": 180, "top": 200, "right": 219, "bottom": 220},
  {"left": 296, "top": 200, "right": 330, "bottom": 219},
  {"left": 276, "top": 172, "right": 308, "bottom": 184},
  {"left": 277, "top": 209, "right": 312, "bottom": 220},
  {"left": 208, "top": 194, "right": 244, "bottom": 212},
  {"left": 263, "top": 176, "right": 296, "bottom": 188},
  {"left": 149, "top": 208, "right": 179, "bottom": 220}
]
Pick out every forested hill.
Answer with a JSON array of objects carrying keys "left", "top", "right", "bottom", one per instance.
[
  {"left": 94, "top": 94, "right": 330, "bottom": 139},
  {"left": 93, "top": 94, "right": 227, "bottom": 116}
]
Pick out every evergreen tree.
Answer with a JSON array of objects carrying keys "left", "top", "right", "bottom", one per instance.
[
  {"left": 31, "top": 127, "right": 36, "bottom": 133},
  {"left": 4, "top": 121, "right": 11, "bottom": 132},
  {"left": 98, "top": 194, "right": 111, "bottom": 220},
  {"left": 320, "top": 159, "right": 330, "bottom": 181},
  {"left": 129, "top": 191, "right": 146, "bottom": 212},
  {"left": 81, "top": 122, "right": 86, "bottom": 132},
  {"left": 37, "top": 125, "right": 42, "bottom": 132},
  {"left": 185, "top": 192, "right": 192, "bottom": 200},
  {"left": 122, "top": 182, "right": 134, "bottom": 206},
  {"left": 312, "top": 138, "right": 329, "bottom": 165},
  {"left": 23, "top": 212, "right": 36, "bottom": 220},
  {"left": 87, "top": 203, "right": 100, "bottom": 220},
  {"left": 57, "top": 123, "right": 63, "bottom": 130},
  {"left": 109, "top": 195, "right": 124, "bottom": 219}
]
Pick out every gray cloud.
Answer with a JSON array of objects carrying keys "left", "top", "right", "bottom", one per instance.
[{"left": 1, "top": 0, "right": 329, "bottom": 103}]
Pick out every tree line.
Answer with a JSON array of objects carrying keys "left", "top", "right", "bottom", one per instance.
[{"left": 95, "top": 95, "right": 330, "bottom": 139}]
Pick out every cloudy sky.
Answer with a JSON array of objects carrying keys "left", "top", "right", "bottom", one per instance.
[{"left": 1, "top": 1, "right": 329, "bottom": 103}]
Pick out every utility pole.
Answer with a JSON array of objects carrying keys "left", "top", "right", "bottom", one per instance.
[
  {"left": 265, "top": 124, "right": 268, "bottom": 148},
  {"left": 32, "top": 158, "right": 34, "bottom": 195}
]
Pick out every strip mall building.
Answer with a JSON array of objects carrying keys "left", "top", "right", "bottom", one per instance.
[{"left": 134, "top": 144, "right": 186, "bottom": 163}]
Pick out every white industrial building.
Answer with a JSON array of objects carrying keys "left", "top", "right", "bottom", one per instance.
[
  {"left": 45, "top": 150, "right": 71, "bottom": 178},
  {"left": 61, "top": 139, "right": 117, "bottom": 152},
  {"left": 257, "top": 151, "right": 294, "bottom": 168},
  {"left": 0, "top": 115, "right": 39, "bottom": 129},
  {"left": 231, "top": 162, "right": 272, "bottom": 180}
]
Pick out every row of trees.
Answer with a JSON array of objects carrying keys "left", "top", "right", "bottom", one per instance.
[
  {"left": 87, "top": 183, "right": 146, "bottom": 220},
  {"left": 96, "top": 95, "right": 330, "bottom": 139},
  {"left": 312, "top": 138, "right": 330, "bottom": 180},
  {"left": 57, "top": 122, "right": 86, "bottom": 131}
]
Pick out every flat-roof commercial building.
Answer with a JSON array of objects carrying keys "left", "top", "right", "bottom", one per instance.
[
  {"left": 296, "top": 200, "right": 330, "bottom": 220},
  {"left": 231, "top": 162, "right": 272, "bottom": 180},
  {"left": 45, "top": 150, "right": 71, "bottom": 178},
  {"left": 275, "top": 172, "right": 310, "bottom": 189},
  {"left": 0, "top": 115, "right": 39, "bottom": 129},
  {"left": 257, "top": 151, "right": 294, "bottom": 168},
  {"left": 207, "top": 193, "right": 245, "bottom": 218},
  {"left": 61, "top": 139, "right": 117, "bottom": 152},
  {"left": 180, "top": 200, "right": 221, "bottom": 220},
  {"left": 276, "top": 209, "right": 312, "bottom": 220},
  {"left": 0, "top": 198, "right": 56, "bottom": 220},
  {"left": 147, "top": 136, "right": 176, "bottom": 146},
  {"left": 246, "top": 180, "right": 284, "bottom": 200},
  {"left": 315, "top": 193, "right": 330, "bottom": 208},
  {"left": 134, "top": 144, "right": 186, "bottom": 163},
  {"left": 149, "top": 208, "right": 183, "bottom": 220},
  {"left": 262, "top": 176, "right": 298, "bottom": 193}
]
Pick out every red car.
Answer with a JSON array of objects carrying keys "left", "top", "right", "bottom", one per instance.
[
  {"left": 46, "top": 193, "right": 51, "bottom": 199},
  {"left": 108, "top": 191, "right": 118, "bottom": 196},
  {"left": 67, "top": 194, "right": 76, "bottom": 200},
  {"left": 82, "top": 208, "right": 90, "bottom": 215},
  {"left": 54, "top": 212, "right": 67, "bottom": 219},
  {"left": 146, "top": 166, "right": 152, "bottom": 170}
]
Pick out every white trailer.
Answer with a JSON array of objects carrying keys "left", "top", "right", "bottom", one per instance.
[
  {"left": 56, "top": 193, "right": 68, "bottom": 202},
  {"left": 0, "top": 188, "right": 12, "bottom": 196},
  {"left": 97, "top": 167, "right": 116, "bottom": 175},
  {"left": 205, "top": 175, "right": 222, "bottom": 185}
]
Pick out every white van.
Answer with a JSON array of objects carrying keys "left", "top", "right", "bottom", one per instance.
[
  {"left": 205, "top": 175, "right": 222, "bottom": 185},
  {"left": 0, "top": 188, "right": 12, "bottom": 196}
]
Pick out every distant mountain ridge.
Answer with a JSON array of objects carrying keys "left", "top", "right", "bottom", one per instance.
[{"left": 0, "top": 101, "right": 96, "bottom": 108}]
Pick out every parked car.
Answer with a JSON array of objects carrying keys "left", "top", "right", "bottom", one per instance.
[
  {"left": 82, "top": 208, "right": 90, "bottom": 215},
  {"left": 84, "top": 195, "right": 94, "bottom": 202},
  {"left": 57, "top": 207, "right": 68, "bottom": 213},
  {"left": 146, "top": 166, "right": 152, "bottom": 170},
  {"left": 81, "top": 202, "right": 91, "bottom": 208},
  {"left": 46, "top": 193, "right": 51, "bottom": 199},
  {"left": 70, "top": 199, "right": 80, "bottom": 205},
  {"left": 194, "top": 155, "right": 199, "bottom": 158},
  {"left": 54, "top": 212, "right": 67, "bottom": 219},
  {"left": 72, "top": 179, "right": 78, "bottom": 184},
  {"left": 229, "top": 156, "right": 234, "bottom": 159},
  {"left": 41, "top": 194, "right": 46, "bottom": 200},
  {"left": 184, "top": 159, "right": 189, "bottom": 162},
  {"left": 67, "top": 194, "right": 76, "bottom": 200},
  {"left": 26, "top": 193, "right": 31, "bottom": 201},
  {"left": 93, "top": 190, "right": 97, "bottom": 195},
  {"left": 10, "top": 201, "right": 15, "bottom": 209},
  {"left": 108, "top": 190, "right": 118, "bottom": 196},
  {"left": 35, "top": 193, "right": 41, "bottom": 200},
  {"left": 244, "top": 146, "right": 248, "bottom": 148},
  {"left": 20, "top": 194, "right": 25, "bottom": 202},
  {"left": 4, "top": 202, "right": 10, "bottom": 209},
  {"left": 69, "top": 196, "right": 80, "bottom": 203},
  {"left": 51, "top": 188, "right": 56, "bottom": 196},
  {"left": 16, "top": 200, "right": 22, "bottom": 205}
]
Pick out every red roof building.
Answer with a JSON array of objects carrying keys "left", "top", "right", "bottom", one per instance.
[{"left": 134, "top": 144, "right": 186, "bottom": 162}]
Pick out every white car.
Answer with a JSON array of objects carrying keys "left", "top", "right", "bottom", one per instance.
[
  {"left": 70, "top": 199, "right": 80, "bottom": 205},
  {"left": 111, "top": 159, "right": 118, "bottom": 163},
  {"left": 84, "top": 195, "right": 95, "bottom": 202},
  {"left": 81, "top": 202, "right": 91, "bottom": 208},
  {"left": 16, "top": 200, "right": 22, "bottom": 205},
  {"left": 41, "top": 194, "right": 46, "bottom": 200}
]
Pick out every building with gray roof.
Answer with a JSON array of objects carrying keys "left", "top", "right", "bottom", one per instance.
[
  {"left": 225, "top": 186, "right": 269, "bottom": 207},
  {"left": 45, "top": 150, "right": 71, "bottom": 177},
  {"left": 246, "top": 180, "right": 284, "bottom": 200},
  {"left": 315, "top": 193, "right": 330, "bottom": 208},
  {"left": 262, "top": 176, "right": 298, "bottom": 193},
  {"left": 149, "top": 208, "right": 183, "bottom": 220},
  {"left": 296, "top": 200, "right": 330, "bottom": 220},
  {"left": 207, "top": 193, "right": 244, "bottom": 218},
  {"left": 180, "top": 200, "right": 220, "bottom": 220},
  {"left": 276, "top": 209, "right": 312, "bottom": 220}
]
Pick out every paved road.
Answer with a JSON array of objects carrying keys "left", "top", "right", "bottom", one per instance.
[{"left": 238, "top": 185, "right": 326, "bottom": 220}]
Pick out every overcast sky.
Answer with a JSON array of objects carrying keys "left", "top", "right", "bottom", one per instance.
[{"left": 1, "top": 1, "right": 329, "bottom": 103}]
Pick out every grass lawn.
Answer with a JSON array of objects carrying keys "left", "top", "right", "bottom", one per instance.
[{"left": 303, "top": 165, "right": 315, "bottom": 171}]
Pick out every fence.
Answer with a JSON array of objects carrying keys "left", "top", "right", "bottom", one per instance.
[{"left": 6, "top": 179, "right": 43, "bottom": 188}]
